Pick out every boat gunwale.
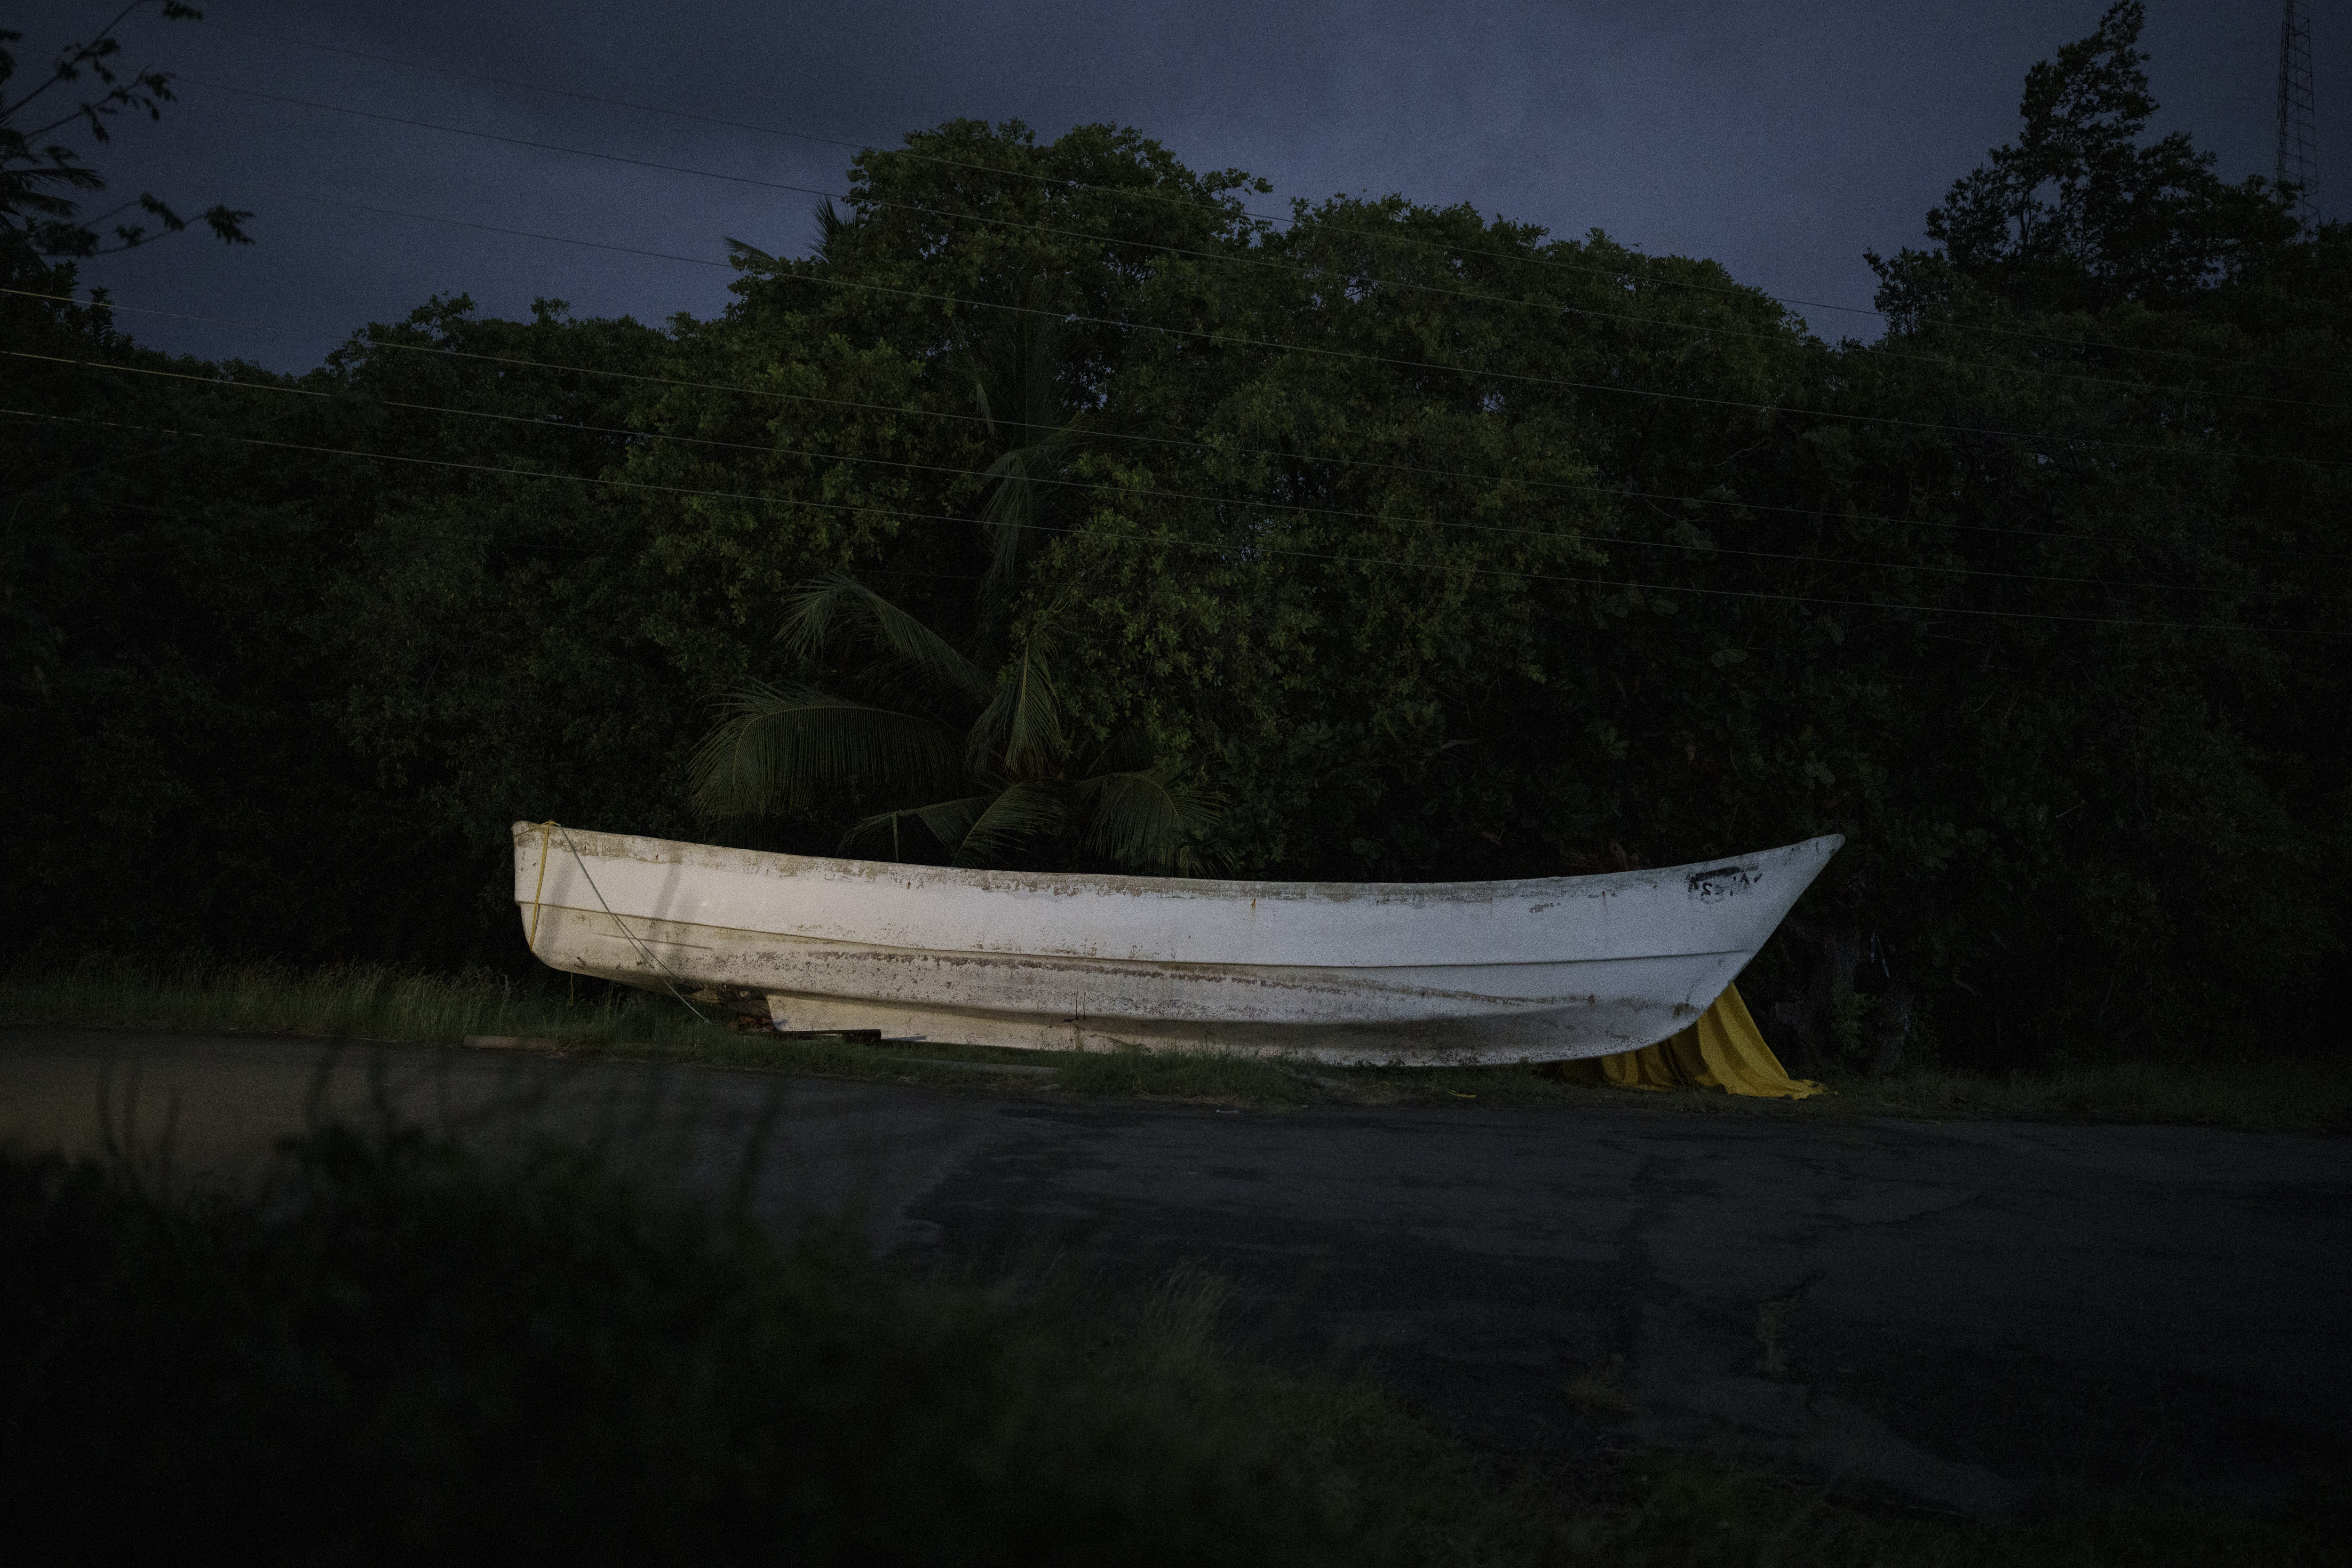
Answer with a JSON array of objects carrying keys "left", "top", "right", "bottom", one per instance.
[{"left": 515, "top": 821, "right": 1846, "bottom": 910}]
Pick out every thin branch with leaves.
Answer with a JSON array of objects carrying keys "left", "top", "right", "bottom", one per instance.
[{"left": 0, "top": 2, "right": 253, "bottom": 257}]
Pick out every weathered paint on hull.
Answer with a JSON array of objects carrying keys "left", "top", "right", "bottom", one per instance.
[{"left": 513, "top": 824, "right": 1843, "bottom": 1066}]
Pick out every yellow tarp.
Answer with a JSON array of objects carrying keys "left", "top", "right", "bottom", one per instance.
[{"left": 1555, "top": 984, "right": 1826, "bottom": 1098}]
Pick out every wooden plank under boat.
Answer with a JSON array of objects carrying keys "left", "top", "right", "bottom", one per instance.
[{"left": 512, "top": 822, "right": 1842, "bottom": 1066}]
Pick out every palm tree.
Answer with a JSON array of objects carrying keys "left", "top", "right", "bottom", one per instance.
[{"left": 689, "top": 295, "right": 1219, "bottom": 874}]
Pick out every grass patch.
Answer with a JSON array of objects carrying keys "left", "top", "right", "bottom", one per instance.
[
  {"left": 5, "top": 957, "right": 2346, "bottom": 1133},
  {"left": 0, "top": 953, "right": 720, "bottom": 1053},
  {"left": 0, "top": 955, "right": 1063, "bottom": 1092},
  {"left": 2, "top": 1120, "right": 2340, "bottom": 1565}
]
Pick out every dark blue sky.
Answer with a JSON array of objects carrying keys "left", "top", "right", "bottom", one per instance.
[{"left": 15, "top": 0, "right": 2344, "bottom": 370}]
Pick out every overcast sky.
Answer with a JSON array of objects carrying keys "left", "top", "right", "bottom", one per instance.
[{"left": 15, "top": 0, "right": 2345, "bottom": 371}]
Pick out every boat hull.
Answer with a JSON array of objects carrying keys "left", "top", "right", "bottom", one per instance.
[{"left": 512, "top": 824, "right": 1842, "bottom": 1066}]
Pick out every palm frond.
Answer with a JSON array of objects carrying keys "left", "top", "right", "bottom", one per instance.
[
  {"left": 1017, "top": 322, "right": 1065, "bottom": 432},
  {"left": 1084, "top": 726, "right": 1158, "bottom": 777},
  {"left": 908, "top": 794, "right": 996, "bottom": 856},
  {"left": 964, "top": 292, "right": 1089, "bottom": 605},
  {"left": 843, "top": 790, "right": 1065, "bottom": 869},
  {"left": 689, "top": 680, "right": 962, "bottom": 820},
  {"left": 839, "top": 804, "right": 954, "bottom": 862},
  {"left": 1073, "top": 767, "right": 1228, "bottom": 876},
  {"left": 950, "top": 782, "right": 1069, "bottom": 868},
  {"left": 780, "top": 574, "right": 993, "bottom": 708},
  {"left": 977, "top": 448, "right": 1043, "bottom": 599},
  {"left": 809, "top": 196, "right": 847, "bottom": 257},
  {"left": 975, "top": 431, "right": 1083, "bottom": 604},
  {"left": 1002, "top": 643, "right": 1065, "bottom": 772},
  {"left": 966, "top": 640, "right": 1065, "bottom": 779},
  {"left": 851, "top": 653, "right": 976, "bottom": 724},
  {"left": 969, "top": 285, "right": 1068, "bottom": 448}
]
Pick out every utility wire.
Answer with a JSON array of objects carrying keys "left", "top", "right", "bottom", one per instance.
[
  {"left": 279, "top": 191, "right": 2352, "bottom": 473},
  {"left": 198, "top": 21, "right": 2352, "bottom": 381},
  {"left": 16, "top": 479, "right": 993, "bottom": 584},
  {"left": 16, "top": 346, "right": 2333, "bottom": 602},
  {"left": 14, "top": 285, "right": 2348, "bottom": 566},
  {"left": 180, "top": 76, "right": 2352, "bottom": 416},
  {"left": 7, "top": 404, "right": 2337, "bottom": 637}
]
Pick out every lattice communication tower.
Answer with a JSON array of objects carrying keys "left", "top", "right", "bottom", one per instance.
[{"left": 2277, "top": 0, "right": 2317, "bottom": 225}]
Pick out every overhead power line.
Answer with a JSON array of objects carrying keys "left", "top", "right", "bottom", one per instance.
[
  {"left": 179, "top": 76, "right": 2352, "bottom": 415},
  {"left": 23, "top": 346, "right": 2329, "bottom": 603},
  {"left": 202, "top": 21, "right": 2345, "bottom": 380},
  {"left": 13, "top": 284, "right": 2346, "bottom": 567},
  {"left": 11, "top": 403, "right": 2334, "bottom": 637}
]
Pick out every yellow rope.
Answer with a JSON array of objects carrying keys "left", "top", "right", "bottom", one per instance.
[{"left": 525, "top": 819, "right": 556, "bottom": 950}]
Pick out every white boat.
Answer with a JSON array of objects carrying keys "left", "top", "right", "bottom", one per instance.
[{"left": 512, "top": 822, "right": 1842, "bottom": 1066}]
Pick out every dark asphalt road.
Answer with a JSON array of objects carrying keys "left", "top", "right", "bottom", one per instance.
[{"left": 4, "top": 1029, "right": 2345, "bottom": 1518}]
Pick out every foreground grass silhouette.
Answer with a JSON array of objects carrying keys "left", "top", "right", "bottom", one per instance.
[
  {"left": 3, "top": 1116, "right": 2344, "bottom": 1566},
  {"left": 1, "top": 1123, "right": 1379, "bottom": 1564}
]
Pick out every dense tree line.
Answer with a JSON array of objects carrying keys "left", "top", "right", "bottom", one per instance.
[{"left": 5, "top": 4, "right": 2344, "bottom": 1070}]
